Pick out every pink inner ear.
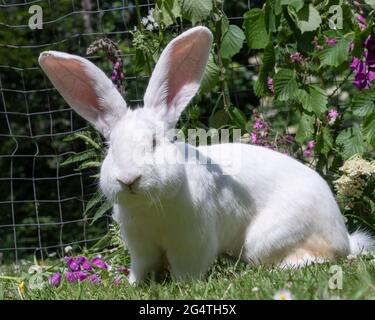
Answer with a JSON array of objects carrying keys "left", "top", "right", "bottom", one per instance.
[
  {"left": 166, "top": 37, "right": 207, "bottom": 107},
  {"left": 42, "top": 57, "right": 104, "bottom": 112}
]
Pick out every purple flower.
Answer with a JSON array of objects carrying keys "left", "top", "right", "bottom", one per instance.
[
  {"left": 118, "top": 266, "right": 130, "bottom": 275},
  {"left": 113, "top": 277, "right": 123, "bottom": 285},
  {"left": 312, "top": 37, "right": 324, "bottom": 51},
  {"left": 75, "top": 271, "right": 88, "bottom": 282},
  {"left": 303, "top": 149, "right": 312, "bottom": 157},
  {"left": 65, "top": 271, "right": 77, "bottom": 283},
  {"left": 253, "top": 118, "right": 264, "bottom": 130},
  {"left": 91, "top": 257, "right": 108, "bottom": 269},
  {"left": 357, "top": 15, "right": 367, "bottom": 30},
  {"left": 328, "top": 109, "right": 338, "bottom": 119},
  {"left": 88, "top": 273, "right": 100, "bottom": 284},
  {"left": 290, "top": 52, "right": 302, "bottom": 63},
  {"left": 307, "top": 140, "right": 315, "bottom": 149},
  {"left": 76, "top": 256, "right": 92, "bottom": 271},
  {"left": 250, "top": 132, "right": 257, "bottom": 144},
  {"left": 327, "top": 108, "right": 339, "bottom": 124},
  {"left": 267, "top": 77, "right": 274, "bottom": 93},
  {"left": 65, "top": 257, "right": 80, "bottom": 271},
  {"left": 49, "top": 272, "right": 61, "bottom": 287},
  {"left": 326, "top": 38, "right": 337, "bottom": 46},
  {"left": 303, "top": 140, "right": 315, "bottom": 158}
]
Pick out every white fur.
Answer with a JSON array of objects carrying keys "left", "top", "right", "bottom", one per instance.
[
  {"left": 349, "top": 230, "right": 374, "bottom": 255},
  {"left": 39, "top": 27, "right": 373, "bottom": 284}
]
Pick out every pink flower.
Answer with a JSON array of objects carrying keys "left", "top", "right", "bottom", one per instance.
[
  {"left": 65, "top": 257, "right": 79, "bottom": 271},
  {"left": 118, "top": 266, "right": 130, "bottom": 275},
  {"left": 88, "top": 273, "right": 100, "bottom": 284},
  {"left": 77, "top": 256, "right": 92, "bottom": 271},
  {"left": 327, "top": 108, "right": 339, "bottom": 124},
  {"left": 303, "top": 149, "right": 312, "bottom": 157},
  {"left": 65, "top": 271, "right": 77, "bottom": 282},
  {"left": 250, "top": 132, "right": 257, "bottom": 144},
  {"left": 49, "top": 272, "right": 61, "bottom": 287},
  {"left": 113, "top": 276, "right": 123, "bottom": 285},
  {"left": 75, "top": 271, "right": 88, "bottom": 282},
  {"left": 290, "top": 52, "right": 302, "bottom": 63},
  {"left": 312, "top": 37, "right": 324, "bottom": 51},
  {"left": 357, "top": 15, "right": 367, "bottom": 30},
  {"left": 326, "top": 38, "right": 337, "bottom": 46},
  {"left": 303, "top": 140, "right": 315, "bottom": 158},
  {"left": 253, "top": 118, "right": 264, "bottom": 130},
  {"left": 267, "top": 77, "right": 274, "bottom": 93},
  {"left": 307, "top": 140, "right": 315, "bottom": 149},
  {"left": 91, "top": 257, "right": 108, "bottom": 269}
]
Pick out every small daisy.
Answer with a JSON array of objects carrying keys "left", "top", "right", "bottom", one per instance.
[
  {"left": 64, "top": 245, "right": 73, "bottom": 253},
  {"left": 273, "top": 289, "right": 293, "bottom": 300}
]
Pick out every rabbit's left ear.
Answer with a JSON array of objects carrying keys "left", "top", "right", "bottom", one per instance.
[
  {"left": 39, "top": 51, "right": 127, "bottom": 138},
  {"left": 143, "top": 26, "right": 213, "bottom": 127}
]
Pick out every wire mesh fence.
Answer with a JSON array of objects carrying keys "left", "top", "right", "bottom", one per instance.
[{"left": 0, "top": 0, "right": 257, "bottom": 264}]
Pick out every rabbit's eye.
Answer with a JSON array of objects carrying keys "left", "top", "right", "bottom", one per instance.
[{"left": 152, "top": 135, "right": 157, "bottom": 151}]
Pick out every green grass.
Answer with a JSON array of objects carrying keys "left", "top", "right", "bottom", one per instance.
[{"left": 1, "top": 255, "right": 375, "bottom": 300}]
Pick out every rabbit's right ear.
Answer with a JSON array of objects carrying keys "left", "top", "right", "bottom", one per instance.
[{"left": 39, "top": 51, "right": 127, "bottom": 138}]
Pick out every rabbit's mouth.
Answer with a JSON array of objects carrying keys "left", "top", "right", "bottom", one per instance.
[{"left": 116, "top": 176, "right": 141, "bottom": 194}]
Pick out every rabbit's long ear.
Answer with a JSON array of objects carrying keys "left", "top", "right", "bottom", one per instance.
[
  {"left": 143, "top": 26, "right": 212, "bottom": 127},
  {"left": 39, "top": 51, "right": 127, "bottom": 138}
]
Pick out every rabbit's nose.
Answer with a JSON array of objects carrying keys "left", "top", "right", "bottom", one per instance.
[{"left": 117, "top": 176, "right": 141, "bottom": 190}]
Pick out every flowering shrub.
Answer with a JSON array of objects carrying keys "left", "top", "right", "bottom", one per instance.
[
  {"left": 63, "top": 1, "right": 375, "bottom": 237},
  {"left": 334, "top": 155, "right": 375, "bottom": 230}
]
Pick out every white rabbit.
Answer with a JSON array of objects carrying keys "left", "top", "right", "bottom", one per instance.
[{"left": 39, "top": 26, "right": 373, "bottom": 283}]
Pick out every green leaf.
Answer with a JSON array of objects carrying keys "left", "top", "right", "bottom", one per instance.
[
  {"left": 63, "top": 132, "right": 101, "bottom": 149},
  {"left": 280, "top": 0, "right": 304, "bottom": 11},
  {"left": 317, "top": 37, "right": 350, "bottom": 67},
  {"left": 60, "top": 150, "right": 98, "bottom": 166},
  {"left": 180, "top": 0, "right": 212, "bottom": 25},
  {"left": 254, "top": 42, "right": 275, "bottom": 96},
  {"left": 352, "top": 88, "right": 375, "bottom": 117},
  {"left": 220, "top": 25, "right": 245, "bottom": 59},
  {"left": 229, "top": 107, "right": 247, "bottom": 130},
  {"left": 273, "top": 69, "right": 298, "bottom": 101},
  {"left": 295, "top": 113, "right": 315, "bottom": 144},
  {"left": 296, "top": 4, "right": 321, "bottom": 34},
  {"left": 336, "top": 128, "right": 365, "bottom": 159},
  {"left": 77, "top": 161, "right": 102, "bottom": 170},
  {"left": 155, "top": 0, "right": 181, "bottom": 26},
  {"left": 200, "top": 53, "right": 220, "bottom": 92},
  {"left": 293, "top": 86, "right": 327, "bottom": 115},
  {"left": 315, "top": 127, "right": 333, "bottom": 155},
  {"left": 243, "top": 9, "right": 269, "bottom": 49},
  {"left": 365, "top": 0, "right": 375, "bottom": 9},
  {"left": 265, "top": 1, "right": 277, "bottom": 33},
  {"left": 309, "top": 85, "right": 328, "bottom": 115},
  {"left": 209, "top": 109, "right": 230, "bottom": 129},
  {"left": 85, "top": 191, "right": 105, "bottom": 214},
  {"left": 363, "top": 113, "right": 375, "bottom": 149},
  {"left": 90, "top": 201, "right": 113, "bottom": 225},
  {"left": 293, "top": 88, "right": 310, "bottom": 108}
]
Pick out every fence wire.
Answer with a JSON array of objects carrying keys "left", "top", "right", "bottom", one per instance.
[{"left": 0, "top": 0, "right": 256, "bottom": 264}]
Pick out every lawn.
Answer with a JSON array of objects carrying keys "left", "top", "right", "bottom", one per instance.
[{"left": 1, "top": 254, "right": 375, "bottom": 300}]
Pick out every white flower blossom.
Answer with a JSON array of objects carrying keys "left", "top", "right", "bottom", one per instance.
[
  {"left": 273, "top": 289, "right": 293, "bottom": 300},
  {"left": 141, "top": 17, "right": 149, "bottom": 26}
]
